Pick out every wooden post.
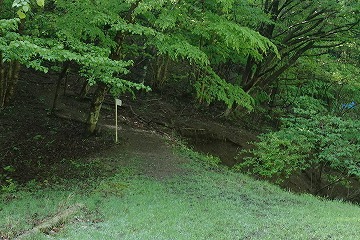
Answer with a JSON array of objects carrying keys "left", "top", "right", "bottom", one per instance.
[
  {"left": 115, "top": 99, "right": 122, "bottom": 143},
  {"left": 115, "top": 100, "right": 118, "bottom": 143}
]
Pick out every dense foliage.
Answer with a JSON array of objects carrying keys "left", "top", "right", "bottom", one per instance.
[
  {"left": 1, "top": 0, "right": 282, "bottom": 132},
  {"left": 238, "top": 43, "right": 360, "bottom": 193},
  {"left": 232, "top": 0, "right": 360, "bottom": 194},
  {"left": 238, "top": 104, "right": 360, "bottom": 191},
  {"left": 1, "top": 0, "right": 360, "bottom": 195},
  {"left": 240, "top": 0, "right": 359, "bottom": 93}
]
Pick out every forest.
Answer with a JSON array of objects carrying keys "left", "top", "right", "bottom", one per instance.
[{"left": 1, "top": 0, "right": 360, "bottom": 239}]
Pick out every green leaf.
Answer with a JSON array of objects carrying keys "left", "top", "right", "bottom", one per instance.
[
  {"left": 36, "top": 0, "right": 45, "bottom": 7},
  {"left": 4, "top": 165, "right": 15, "bottom": 172},
  {"left": 22, "top": 4, "right": 29, "bottom": 13},
  {"left": 17, "top": 10, "right": 26, "bottom": 19}
]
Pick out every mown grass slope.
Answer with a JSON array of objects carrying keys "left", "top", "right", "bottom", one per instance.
[{"left": 1, "top": 146, "right": 360, "bottom": 240}]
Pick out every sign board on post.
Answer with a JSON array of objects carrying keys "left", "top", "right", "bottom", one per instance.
[
  {"left": 115, "top": 99, "right": 122, "bottom": 143},
  {"left": 115, "top": 99, "right": 122, "bottom": 107}
]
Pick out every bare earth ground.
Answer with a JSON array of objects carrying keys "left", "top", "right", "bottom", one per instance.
[{"left": 0, "top": 69, "right": 258, "bottom": 185}]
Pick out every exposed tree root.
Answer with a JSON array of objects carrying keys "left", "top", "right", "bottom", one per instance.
[{"left": 15, "top": 203, "right": 84, "bottom": 240}]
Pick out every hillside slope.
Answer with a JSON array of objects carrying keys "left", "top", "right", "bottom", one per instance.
[
  {"left": 1, "top": 140, "right": 360, "bottom": 240},
  {"left": 2, "top": 70, "right": 360, "bottom": 239}
]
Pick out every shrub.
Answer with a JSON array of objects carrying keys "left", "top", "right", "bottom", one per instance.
[{"left": 237, "top": 109, "right": 360, "bottom": 192}]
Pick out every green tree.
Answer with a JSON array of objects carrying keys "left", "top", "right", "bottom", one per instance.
[
  {"left": 140, "top": 0, "right": 279, "bottom": 113},
  {"left": 240, "top": 0, "right": 360, "bottom": 96},
  {"left": 1, "top": 0, "right": 282, "bottom": 133},
  {"left": 50, "top": 0, "right": 279, "bottom": 133},
  {"left": 0, "top": 0, "right": 141, "bottom": 112},
  {"left": 267, "top": 40, "right": 360, "bottom": 119},
  {"left": 0, "top": 0, "right": 49, "bottom": 108}
]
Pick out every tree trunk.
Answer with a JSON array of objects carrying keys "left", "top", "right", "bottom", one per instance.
[
  {"left": 0, "top": 53, "right": 5, "bottom": 108},
  {"left": 86, "top": 82, "right": 108, "bottom": 134},
  {"left": 0, "top": 60, "right": 21, "bottom": 108},
  {"left": 85, "top": 0, "right": 141, "bottom": 135},
  {"left": 79, "top": 79, "right": 90, "bottom": 99},
  {"left": 51, "top": 62, "right": 70, "bottom": 114},
  {"left": 0, "top": 19, "right": 24, "bottom": 109},
  {"left": 152, "top": 55, "right": 170, "bottom": 89},
  {"left": 4, "top": 60, "right": 20, "bottom": 105}
]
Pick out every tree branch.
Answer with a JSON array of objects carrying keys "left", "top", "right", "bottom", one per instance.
[
  {"left": 278, "top": 1, "right": 311, "bottom": 20},
  {"left": 303, "top": 51, "right": 329, "bottom": 57},
  {"left": 312, "top": 41, "right": 346, "bottom": 49},
  {"left": 260, "top": 42, "right": 314, "bottom": 86},
  {"left": 287, "top": 21, "right": 326, "bottom": 43}
]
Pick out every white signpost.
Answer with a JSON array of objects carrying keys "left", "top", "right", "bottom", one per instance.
[{"left": 115, "top": 99, "right": 122, "bottom": 143}]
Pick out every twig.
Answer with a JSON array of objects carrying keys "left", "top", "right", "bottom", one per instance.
[{"left": 144, "top": 98, "right": 162, "bottom": 102}]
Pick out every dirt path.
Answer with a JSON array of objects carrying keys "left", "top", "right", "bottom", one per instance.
[
  {"left": 99, "top": 125, "right": 188, "bottom": 179},
  {"left": 1, "top": 68, "right": 257, "bottom": 184}
]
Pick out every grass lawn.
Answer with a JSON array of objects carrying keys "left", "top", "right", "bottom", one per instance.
[{"left": 1, "top": 146, "right": 360, "bottom": 240}]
